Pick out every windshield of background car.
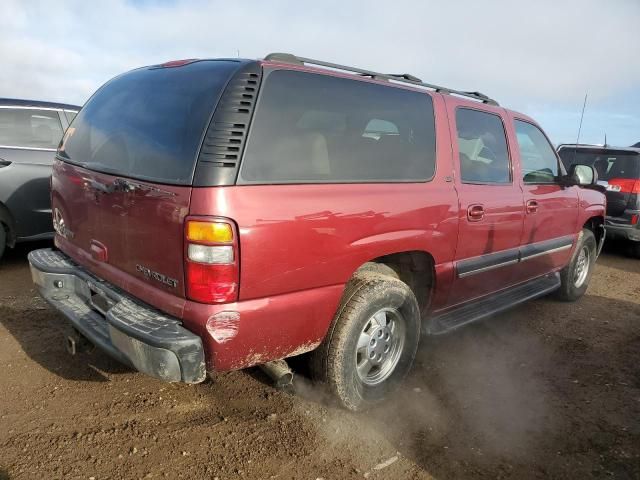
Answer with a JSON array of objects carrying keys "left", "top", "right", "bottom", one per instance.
[{"left": 558, "top": 148, "right": 640, "bottom": 181}]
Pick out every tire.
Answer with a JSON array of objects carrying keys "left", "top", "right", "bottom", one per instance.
[
  {"left": 357, "top": 262, "right": 399, "bottom": 279},
  {"left": 0, "top": 224, "right": 6, "bottom": 261},
  {"left": 311, "top": 271, "right": 420, "bottom": 411},
  {"left": 557, "top": 229, "right": 597, "bottom": 301}
]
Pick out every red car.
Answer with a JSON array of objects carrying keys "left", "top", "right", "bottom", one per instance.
[{"left": 29, "top": 54, "right": 606, "bottom": 410}]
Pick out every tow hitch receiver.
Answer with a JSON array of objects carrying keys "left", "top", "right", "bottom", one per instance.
[{"left": 65, "top": 327, "right": 93, "bottom": 355}]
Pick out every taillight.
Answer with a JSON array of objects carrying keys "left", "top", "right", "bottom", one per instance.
[
  {"left": 607, "top": 178, "right": 640, "bottom": 194},
  {"left": 185, "top": 218, "right": 239, "bottom": 304}
]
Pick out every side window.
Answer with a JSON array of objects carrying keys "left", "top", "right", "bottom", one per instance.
[
  {"left": 0, "top": 108, "right": 64, "bottom": 149},
  {"left": 455, "top": 108, "right": 511, "bottom": 184},
  {"left": 514, "top": 120, "right": 559, "bottom": 184},
  {"left": 240, "top": 70, "right": 437, "bottom": 183},
  {"left": 64, "top": 110, "right": 78, "bottom": 124}
]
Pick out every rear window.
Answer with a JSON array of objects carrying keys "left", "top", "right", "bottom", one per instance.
[
  {"left": 0, "top": 108, "right": 63, "bottom": 150},
  {"left": 558, "top": 148, "right": 640, "bottom": 180},
  {"left": 58, "top": 60, "right": 241, "bottom": 185},
  {"left": 239, "top": 70, "right": 436, "bottom": 183}
]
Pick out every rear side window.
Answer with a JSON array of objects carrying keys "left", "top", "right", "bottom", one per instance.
[
  {"left": 558, "top": 148, "right": 639, "bottom": 180},
  {"left": 0, "top": 108, "right": 63, "bottom": 150},
  {"left": 59, "top": 60, "right": 242, "bottom": 185},
  {"left": 455, "top": 108, "right": 510, "bottom": 184},
  {"left": 239, "top": 70, "right": 436, "bottom": 183},
  {"left": 515, "top": 120, "right": 559, "bottom": 183}
]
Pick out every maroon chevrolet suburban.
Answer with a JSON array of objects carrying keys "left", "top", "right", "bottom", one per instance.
[{"left": 29, "top": 54, "right": 606, "bottom": 410}]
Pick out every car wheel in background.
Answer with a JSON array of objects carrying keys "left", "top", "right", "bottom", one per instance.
[
  {"left": 557, "top": 228, "right": 597, "bottom": 301},
  {"left": 0, "top": 225, "right": 6, "bottom": 260}
]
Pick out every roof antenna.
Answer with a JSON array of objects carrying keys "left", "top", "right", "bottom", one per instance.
[
  {"left": 572, "top": 93, "right": 588, "bottom": 164},
  {"left": 236, "top": 49, "right": 240, "bottom": 58},
  {"left": 604, "top": 133, "right": 607, "bottom": 147}
]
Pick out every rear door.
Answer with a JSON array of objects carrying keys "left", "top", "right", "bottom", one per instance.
[
  {"left": 52, "top": 60, "right": 243, "bottom": 304},
  {"left": 510, "top": 117, "right": 578, "bottom": 281},
  {"left": 446, "top": 101, "right": 525, "bottom": 306}
]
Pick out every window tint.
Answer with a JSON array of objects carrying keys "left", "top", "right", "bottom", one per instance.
[
  {"left": 515, "top": 120, "right": 559, "bottom": 183},
  {"left": 558, "top": 148, "right": 639, "bottom": 180},
  {"left": 240, "top": 70, "right": 436, "bottom": 183},
  {"left": 455, "top": 108, "right": 510, "bottom": 184},
  {"left": 0, "top": 108, "right": 63, "bottom": 149},
  {"left": 59, "top": 60, "right": 241, "bottom": 185},
  {"left": 64, "top": 110, "right": 78, "bottom": 124}
]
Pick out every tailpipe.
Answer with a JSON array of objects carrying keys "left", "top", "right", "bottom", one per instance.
[{"left": 258, "top": 359, "right": 293, "bottom": 388}]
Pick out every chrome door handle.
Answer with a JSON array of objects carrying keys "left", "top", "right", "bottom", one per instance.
[{"left": 467, "top": 204, "right": 485, "bottom": 222}]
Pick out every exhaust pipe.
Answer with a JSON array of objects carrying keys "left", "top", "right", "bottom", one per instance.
[{"left": 258, "top": 359, "right": 293, "bottom": 388}]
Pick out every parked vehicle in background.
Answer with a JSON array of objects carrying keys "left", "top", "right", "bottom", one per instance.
[
  {"left": 558, "top": 144, "right": 640, "bottom": 257},
  {"left": 29, "top": 54, "right": 606, "bottom": 410},
  {"left": 0, "top": 99, "right": 80, "bottom": 259}
]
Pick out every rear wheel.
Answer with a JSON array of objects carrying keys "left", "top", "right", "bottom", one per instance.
[
  {"left": 557, "top": 229, "right": 596, "bottom": 301},
  {"left": 311, "top": 272, "right": 420, "bottom": 411}
]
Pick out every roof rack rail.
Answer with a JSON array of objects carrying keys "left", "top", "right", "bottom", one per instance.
[{"left": 264, "top": 53, "right": 499, "bottom": 106}]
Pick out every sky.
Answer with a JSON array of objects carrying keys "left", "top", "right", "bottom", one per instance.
[{"left": 2, "top": 0, "right": 639, "bottom": 146}]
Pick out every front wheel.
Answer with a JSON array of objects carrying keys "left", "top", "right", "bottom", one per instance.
[
  {"left": 311, "top": 272, "right": 420, "bottom": 411},
  {"left": 557, "top": 229, "right": 597, "bottom": 301}
]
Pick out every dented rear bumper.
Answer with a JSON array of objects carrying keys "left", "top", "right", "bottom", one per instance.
[{"left": 28, "top": 248, "right": 206, "bottom": 383}]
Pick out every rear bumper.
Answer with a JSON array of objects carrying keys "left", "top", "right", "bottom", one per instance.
[
  {"left": 28, "top": 248, "right": 206, "bottom": 383},
  {"left": 605, "top": 216, "right": 640, "bottom": 242}
]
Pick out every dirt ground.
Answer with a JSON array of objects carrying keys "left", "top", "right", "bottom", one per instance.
[{"left": 1, "top": 241, "right": 639, "bottom": 480}]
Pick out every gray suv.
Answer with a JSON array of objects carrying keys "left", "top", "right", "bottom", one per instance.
[{"left": 0, "top": 98, "right": 80, "bottom": 259}]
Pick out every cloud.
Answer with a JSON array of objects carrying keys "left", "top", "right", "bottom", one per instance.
[{"left": 1, "top": 0, "right": 638, "bottom": 144}]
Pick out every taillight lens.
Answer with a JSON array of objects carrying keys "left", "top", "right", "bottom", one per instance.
[
  {"left": 185, "top": 218, "right": 238, "bottom": 304},
  {"left": 186, "top": 263, "right": 238, "bottom": 303},
  {"left": 608, "top": 178, "right": 640, "bottom": 194}
]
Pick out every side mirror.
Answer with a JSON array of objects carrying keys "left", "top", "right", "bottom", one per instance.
[{"left": 567, "top": 164, "right": 597, "bottom": 186}]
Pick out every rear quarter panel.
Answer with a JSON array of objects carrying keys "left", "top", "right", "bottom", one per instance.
[
  {"left": 191, "top": 183, "right": 458, "bottom": 301},
  {"left": 187, "top": 92, "right": 461, "bottom": 370}
]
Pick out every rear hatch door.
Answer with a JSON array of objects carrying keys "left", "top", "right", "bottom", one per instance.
[{"left": 53, "top": 60, "right": 243, "bottom": 303}]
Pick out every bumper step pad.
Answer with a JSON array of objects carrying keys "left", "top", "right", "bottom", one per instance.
[{"left": 28, "top": 249, "right": 206, "bottom": 383}]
